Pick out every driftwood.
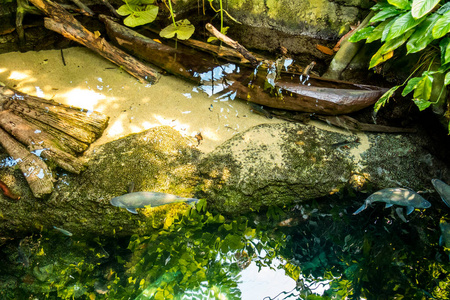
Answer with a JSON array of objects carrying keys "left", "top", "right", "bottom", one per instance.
[
  {"left": 205, "top": 23, "right": 259, "bottom": 67},
  {"left": 101, "top": 16, "right": 386, "bottom": 115},
  {"left": 28, "top": 0, "right": 159, "bottom": 84},
  {"left": 0, "top": 83, "right": 109, "bottom": 197}
]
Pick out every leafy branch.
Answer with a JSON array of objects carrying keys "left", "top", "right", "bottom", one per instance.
[{"left": 350, "top": 0, "right": 450, "bottom": 132}]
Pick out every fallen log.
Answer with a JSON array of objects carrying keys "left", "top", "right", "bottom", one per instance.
[
  {"left": 28, "top": 0, "right": 159, "bottom": 84},
  {"left": 101, "top": 16, "right": 387, "bottom": 115},
  {"left": 0, "top": 127, "right": 54, "bottom": 198},
  {"left": 0, "top": 83, "right": 109, "bottom": 197}
]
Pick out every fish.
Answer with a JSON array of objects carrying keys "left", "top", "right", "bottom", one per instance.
[
  {"left": 53, "top": 226, "right": 73, "bottom": 236},
  {"left": 353, "top": 187, "right": 431, "bottom": 215},
  {"left": 440, "top": 221, "right": 450, "bottom": 250},
  {"left": 431, "top": 179, "right": 450, "bottom": 207},
  {"left": 110, "top": 192, "right": 199, "bottom": 214}
]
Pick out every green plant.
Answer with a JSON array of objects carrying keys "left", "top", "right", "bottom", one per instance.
[
  {"left": 159, "top": 0, "right": 195, "bottom": 40},
  {"left": 116, "top": 0, "right": 159, "bottom": 27},
  {"left": 349, "top": 0, "right": 450, "bottom": 132},
  {"left": 116, "top": 0, "right": 195, "bottom": 40},
  {"left": 206, "top": 0, "right": 241, "bottom": 42}
]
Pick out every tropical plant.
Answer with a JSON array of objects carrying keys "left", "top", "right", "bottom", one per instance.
[
  {"left": 116, "top": 0, "right": 195, "bottom": 40},
  {"left": 349, "top": 0, "right": 450, "bottom": 132}
]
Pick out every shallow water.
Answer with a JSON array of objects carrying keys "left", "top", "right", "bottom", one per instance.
[
  {"left": 1, "top": 195, "right": 449, "bottom": 299},
  {"left": 0, "top": 47, "right": 282, "bottom": 153},
  {"left": 1, "top": 48, "right": 450, "bottom": 299}
]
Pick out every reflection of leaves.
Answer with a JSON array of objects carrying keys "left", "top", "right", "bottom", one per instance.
[{"left": 160, "top": 19, "right": 195, "bottom": 40}]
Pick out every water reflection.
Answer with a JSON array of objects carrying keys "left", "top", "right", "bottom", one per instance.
[{"left": 1, "top": 194, "right": 450, "bottom": 299}]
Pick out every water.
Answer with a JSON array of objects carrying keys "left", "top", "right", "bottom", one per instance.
[
  {"left": 1, "top": 47, "right": 450, "bottom": 299},
  {"left": 1, "top": 194, "right": 449, "bottom": 299}
]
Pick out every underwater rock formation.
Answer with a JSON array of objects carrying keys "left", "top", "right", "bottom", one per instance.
[{"left": 1, "top": 123, "right": 449, "bottom": 239}]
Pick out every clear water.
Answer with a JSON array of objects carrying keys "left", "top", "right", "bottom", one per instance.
[{"left": 1, "top": 193, "right": 449, "bottom": 299}]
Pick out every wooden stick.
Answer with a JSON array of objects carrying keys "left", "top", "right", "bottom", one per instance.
[
  {"left": 205, "top": 23, "right": 259, "bottom": 67},
  {"left": 0, "top": 127, "right": 54, "bottom": 198},
  {"left": 28, "top": 0, "right": 160, "bottom": 84},
  {"left": 0, "top": 110, "right": 85, "bottom": 173}
]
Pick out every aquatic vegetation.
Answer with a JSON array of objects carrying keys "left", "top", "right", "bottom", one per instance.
[
  {"left": 2, "top": 194, "right": 450, "bottom": 299},
  {"left": 349, "top": 0, "right": 450, "bottom": 132}
]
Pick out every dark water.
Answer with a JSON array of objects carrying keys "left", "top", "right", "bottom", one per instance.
[{"left": 1, "top": 193, "right": 449, "bottom": 299}]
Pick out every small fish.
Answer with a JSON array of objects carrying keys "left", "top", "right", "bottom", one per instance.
[
  {"left": 353, "top": 187, "right": 431, "bottom": 215},
  {"left": 53, "top": 226, "right": 73, "bottom": 236},
  {"left": 432, "top": 179, "right": 450, "bottom": 207},
  {"left": 110, "top": 192, "right": 199, "bottom": 214},
  {"left": 440, "top": 221, "right": 450, "bottom": 250}
]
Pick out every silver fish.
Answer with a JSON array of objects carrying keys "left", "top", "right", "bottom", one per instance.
[
  {"left": 432, "top": 179, "right": 450, "bottom": 207},
  {"left": 110, "top": 192, "right": 199, "bottom": 214},
  {"left": 53, "top": 226, "right": 73, "bottom": 236},
  {"left": 353, "top": 187, "right": 431, "bottom": 215}
]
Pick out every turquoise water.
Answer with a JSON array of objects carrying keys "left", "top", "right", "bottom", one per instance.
[{"left": 1, "top": 194, "right": 449, "bottom": 299}]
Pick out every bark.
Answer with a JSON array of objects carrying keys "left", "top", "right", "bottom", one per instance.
[
  {"left": 28, "top": 0, "right": 159, "bottom": 84},
  {"left": 0, "top": 83, "right": 109, "bottom": 197},
  {"left": 0, "top": 127, "right": 54, "bottom": 198},
  {"left": 101, "top": 16, "right": 387, "bottom": 115}
]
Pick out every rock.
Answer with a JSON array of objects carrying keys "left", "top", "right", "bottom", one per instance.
[
  {"left": 197, "top": 123, "right": 450, "bottom": 214},
  {"left": 197, "top": 123, "right": 354, "bottom": 214},
  {"left": 2, "top": 123, "right": 449, "bottom": 238},
  {"left": 0, "top": 126, "right": 201, "bottom": 239}
]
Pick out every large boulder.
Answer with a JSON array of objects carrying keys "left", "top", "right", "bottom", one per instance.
[{"left": 197, "top": 123, "right": 450, "bottom": 214}]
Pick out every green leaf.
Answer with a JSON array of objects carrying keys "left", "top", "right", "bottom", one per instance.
[
  {"left": 433, "top": 10, "right": 450, "bottom": 38},
  {"left": 413, "top": 73, "right": 433, "bottom": 100},
  {"left": 369, "top": 49, "right": 393, "bottom": 68},
  {"left": 374, "top": 85, "right": 399, "bottom": 112},
  {"left": 412, "top": 98, "right": 433, "bottom": 110},
  {"left": 406, "top": 13, "right": 440, "bottom": 53},
  {"left": 440, "top": 37, "right": 450, "bottom": 65},
  {"left": 386, "top": 12, "right": 424, "bottom": 41},
  {"left": 437, "top": 2, "right": 450, "bottom": 15},
  {"left": 370, "top": 7, "right": 403, "bottom": 23},
  {"left": 383, "top": 29, "right": 414, "bottom": 54},
  {"left": 348, "top": 26, "right": 375, "bottom": 42},
  {"left": 388, "top": 0, "right": 411, "bottom": 10},
  {"left": 116, "top": 4, "right": 135, "bottom": 16},
  {"left": 445, "top": 71, "right": 450, "bottom": 85},
  {"left": 411, "top": 0, "right": 440, "bottom": 19},
  {"left": 160, "top": 19, "right": 195, "bottom": 40},
  {"left": 123, "top": 5, "right": 158, "bottom": 27},
  {"left": 402, "top": 77, "right": 423, "bottom": 96},
  {"left": 367, "top": 19, "right": 391, "bottom": 43},
  {"left": 382, "top": 17, "right": 398, "bottom": 41}
]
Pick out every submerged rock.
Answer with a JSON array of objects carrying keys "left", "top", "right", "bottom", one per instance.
[
  {"left": 197, "top": 123, "right": 450, "bottom": 214},
  {"left": 197, "top": 123, "right": 354, "bottom": 214}
]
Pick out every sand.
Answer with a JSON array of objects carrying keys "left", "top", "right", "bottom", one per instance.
[{"left": 0, "top": 47, "right": 283, "bottom": 153}]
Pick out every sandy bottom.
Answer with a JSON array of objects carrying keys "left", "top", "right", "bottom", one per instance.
[{"left": 0, "top": 47, "right": 283, "bottom": 153}]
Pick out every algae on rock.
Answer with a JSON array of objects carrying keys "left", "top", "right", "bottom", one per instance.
[
  {"left": 0, "top": 126, "right": 201, "bottom": 239},
  {"left": 197, "top": 123, "right": 355, "bottom": 214}
]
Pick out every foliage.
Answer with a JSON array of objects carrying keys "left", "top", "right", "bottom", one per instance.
[
  {"left": 2, "top": 196, "right": 450, "bottom": 299},
  {"left": 206, "top": 0, "right": 241, "bottom": 43},
  {"left": 349, "top": 0, "right": 450, "bottom": 132},
  {"left": 116, "top": 0, "right": 195, "bottom": 40},
  {"left": 116, "top": 0, "right": 159, "bottom": 28}
]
